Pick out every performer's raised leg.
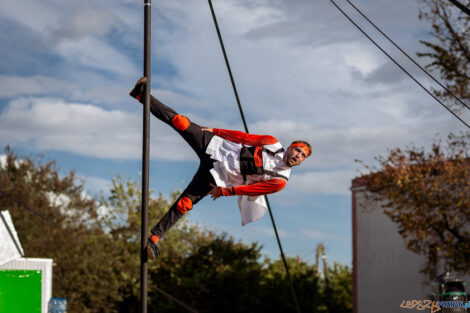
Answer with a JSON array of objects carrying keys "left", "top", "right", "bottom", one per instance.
[{"left": 130, "top": 77, "right": 214, "bottom": 161}]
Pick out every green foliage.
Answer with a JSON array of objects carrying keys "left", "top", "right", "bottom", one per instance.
[
  {"left": 1, "top": 147, "right": 352, "bottom": 313},
  {"left": 151, "top": 239, "right": 352, "bottom": 313},
  {"left": 0, "top": 147, "right": 123, "bottom": 313},
  {"left": 359, "top": 132, "right": 470, "bottom": 274},
  {"left": 151, "top": 234, "right": 264, "bottom": 313},
  {"left": 100, "top": 174, "right": 205, "bottom": 312},
  {"left": 325, "top": 263, "right": 353, "bottom": 313},
  {"left": 261, "top": 257, "right": 322, "bottom": 313},
  {"left": 416, "top": 0, "right": 469, "bottom": 111}
]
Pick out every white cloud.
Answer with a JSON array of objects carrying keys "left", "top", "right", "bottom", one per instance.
[
  {"left": 2, "top": 0, "right": 466, "bottom": 266},
  {"left": 0, "top": 0, "right": 138, "bottom": 78},
  {"left": 45, "top": 192, "right": 71, "bottom": 209},
  {"left": 0, "top": 155, "right": 6, "bottom": 169},
  {"left": 151, "top": 88, "right": 219, "bottom": 112},
  {"left": 0, "top": 0, "right": 62, "bottom": 33},
  {"left": 56, "top": 37, "right": 137, "bottom": 76},
  {"left": 242, "top": 225, "right": 290, "bottom": 238},
  {"left": 49, "top": 7, "right": 116, "bottom": 41},
  {"left": 240, "top": 224, "right": 337, "bottom": 241},
  {"left": 78, "top": 175, "right": 112, "bottom": 195},
  {"left": 0, "top": 97, "right": 195, "bottom": 160},
  {"left": 1, "top": 94, "right": 465, "bottom": 196},
  {"left": 0, "top": 75, "right": 72, "bottom": 98},
  {"left": 0, "top": 0, "right": 468, "bottom": 200},
  {"left": 0, "top": 75, "right": 137, "bottom": 107},
  {"left": 289, "top": 169, "right": 356, "bottom": 195},
  {"left": 299, "top": 228, "right": 337, "bottom": 240},
  {"left": 0, "top": 0, "right": 125, "bottom": 40},
  {"left": 137, "top": 0, "right": 468, "bottom": 133}
]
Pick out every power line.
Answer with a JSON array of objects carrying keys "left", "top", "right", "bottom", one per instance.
[
  {"left": 206, "top": 0, "right": 248, "bottom": 132},
  {"left": 0, "top": 189, "right": 58, "bottom": 228},
  {"left": 345, "top": 0, "right": 470, "bottom": 111},
  {"left": 0, "top": 188, "right": 198, "bottom": 313},
  {"left": 329, "top": 0, "right": 470, "bottom": 129},
  {"left": 207, "top": 1, "right": 303, "bottom": 313},
  {"left": 449, "top": 0, "right": 470, "bottom": 17},
  {"left": 154, "top": 286, "right": 198, "bottom": 313}
]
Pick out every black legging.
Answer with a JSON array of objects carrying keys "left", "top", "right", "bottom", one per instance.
[{"left": 146, "top": 96, "right": 216, "bottom": 238}]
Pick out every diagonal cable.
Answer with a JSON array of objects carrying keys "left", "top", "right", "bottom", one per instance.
[
  {"left": 345, "top": 0, "right": 470, "bottom": 110},
  {"left": 207, "top": 0, "right": 249, "bottom": 132},
  {"left": 329, "top": 0, "right": 470, "bottom": 129},
  {"left": 449, "top": 0, "right": 470, "bottom": 17},
  {"left": 0, "top": 189, "right": 58, "bottom": 228},
  {"left": 207, "top": 1, "right": 302, "bottom": 312},
  {"left": 154, "top": 286, "right": 198, "bottom": 313}
]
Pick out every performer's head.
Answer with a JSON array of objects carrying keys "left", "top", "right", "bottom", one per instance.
[{"left": 284, "top": 141, "right": 311, "bottom": 167}]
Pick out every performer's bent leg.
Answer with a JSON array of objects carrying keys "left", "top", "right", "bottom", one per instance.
[
  {"left": 150, "top": 167, "right": 214, "bottom": 239},
  {"left": 149, "top": 96, "right": 215, "bottom": 160},
  {"left": 130, "top": 79, "right": 214, "bottom": 159},
  {"left": 134, "top": 94, "right": 213, "bottom": 161}
]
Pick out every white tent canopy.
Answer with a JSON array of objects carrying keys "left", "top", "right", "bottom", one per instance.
[{"left": 0, "top": 210, "right": 23, "bottom": 266}]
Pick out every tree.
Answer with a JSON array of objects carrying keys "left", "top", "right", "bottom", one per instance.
[
  {"left": 260, "top": 257, "right": 323, "bottom": 313},
  {"left": 359, "top": 132, "right": 470, "bottom": 275},
  {"left": 0, "top": 147, "right": 123, "bottom": 313},
  {"left": 150, "top": 234, "right": 265, "bottom": 313},
  {"left": 325, "top": 263, "right": 353, "bottom": 313},
  {"left": 101, "top": 175, "right": 207, "bottom": 313},
  {"left": 0, "top": 148, "right": 210, "bottom": 313},
  {"left": 103, "top": 175, "right": 351, "bottom": 313},
  {"left": 1, "top": 147, "right": 353, "bottom": 312},
  {"left": 417, "top": 0, "right": 470, "bottom": 111}
]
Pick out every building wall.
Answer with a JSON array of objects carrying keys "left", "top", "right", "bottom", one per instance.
[{"left": 352, "top": 185, "right": 470, "bottom": 313}]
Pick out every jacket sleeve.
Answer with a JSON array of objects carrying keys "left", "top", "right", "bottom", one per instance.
[
  {"left": 218, "top": 178, "right": 287, "bottom": 197},
  {"left": 213, "top": 128, "right": 278, "bottom": 146}
]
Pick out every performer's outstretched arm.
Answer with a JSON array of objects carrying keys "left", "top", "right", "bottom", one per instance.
[
  {"left": 202, "top": 127, "right": 278, "bottom": 146},
  {"left": 209, "top": 178, "right": 287, "bottom": 199}
]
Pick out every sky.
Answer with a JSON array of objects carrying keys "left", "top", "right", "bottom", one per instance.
[{"left": 0, "top": 0, "right": 468, "bottom": 267}]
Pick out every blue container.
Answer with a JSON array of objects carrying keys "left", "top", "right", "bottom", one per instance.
[{"left": 48, "top": 297, "right": 67, "bottom": 313}]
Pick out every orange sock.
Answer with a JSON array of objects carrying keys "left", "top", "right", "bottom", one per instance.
[{"left": 149, "top": 234, "right": 159, "bottom": 244}]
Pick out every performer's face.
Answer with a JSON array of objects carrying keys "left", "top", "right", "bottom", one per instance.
[{"left": 285, "top": 145, "right": 308, "bottom": 167}]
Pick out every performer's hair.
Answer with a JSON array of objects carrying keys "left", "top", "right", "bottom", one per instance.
[{"left": 290, "top": 140, "right": 312, "bottom": 156}]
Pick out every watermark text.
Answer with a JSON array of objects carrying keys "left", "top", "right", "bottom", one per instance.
[
  {"left": 401, "top": 300, "right": 470, "bottom": 312},
  {"left": 400, "top": 300, "right": 440, "bottom": 312}
]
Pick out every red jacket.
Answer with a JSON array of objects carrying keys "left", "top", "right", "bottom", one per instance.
[{"left": 213, "top": 128, "right": 287, "bottom": 197}]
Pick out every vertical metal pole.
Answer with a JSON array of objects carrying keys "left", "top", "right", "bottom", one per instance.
[{"left": 141, "top": 1, "right": 151, "bottom": 313}]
